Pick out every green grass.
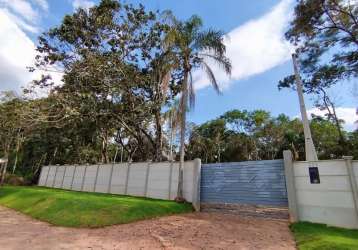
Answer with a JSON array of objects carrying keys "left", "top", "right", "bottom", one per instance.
[
  {"left": 0, "top": 186, "right": 193, "bottom": 228},
  {"left": 291, "top": 222, "right": 358, "bottom": 250}
]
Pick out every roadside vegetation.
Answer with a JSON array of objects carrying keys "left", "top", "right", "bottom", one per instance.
[
  {"left": 0, "top": 1, "right": 357, "bottom": 185},
  {"left": 291, "top": 222, "right": 358, "bottom": 250},
  {"left": 186, "top": 109, "right": 358, "bottom": 163},
  {"left": 0, "top": 186, "right": 192, "bottom": 227}
]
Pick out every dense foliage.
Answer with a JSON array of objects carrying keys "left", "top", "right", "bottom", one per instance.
[
  {"left": 186, "top": 109, "right": 358, "bottom": 163},
  {"left": 0, "top": 0, "right": 230, "bottom": 185},
  {"left": 0, "top": 0, "right": 357, "bottom": 185}
]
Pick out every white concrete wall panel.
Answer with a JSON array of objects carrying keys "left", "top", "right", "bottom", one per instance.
[
  {"left": 38, "top": 160, "right": 200, "bottom": 208},
  {"left": 293, "top": 160, "right": 358, "bottom": 229},
  {"left": 294, "top": 160, "right": 347, "bottom": 176},
  {"left": 169, "top": 163, "right": 179, "bottom": 200},
  {"left": 82, "top": 165, "right": 98, "bottom": 192},
  {"left": 45, "top": 166, "right": 57, "bottom": 187},
  {"left": 296, "top": 190, "right": 355, "bottom": 208},
  {"left": 54, "top": 166, "right": 66, "bottom": 188},
  {"left": 110, "top": 163, "right": 128, "bottom": 195},
  {"left": 295, "top": 176, "right": 351, "bottom": 192},
  {"left": 146, "top": 163, "right": 171, "bottom": 199},
  {"left": 71, "top": 165, "right": 86, "bottom": 191},
  {"left": 183, "top": 161, "right": 195, "bottom": 202},
  {"left": 353, "top": 161, "right": 358, "bottom": 182},
  {"left": 127, "top": 163, "right": 148, "bottom": 197},
  {"left": 298, "top": 205, "right": 358, "bottom": 229},
  {"left": 38, "top": 166, "right": 49, "bottom": 186},
  {"left": 62, "top": 165, "right": 76, "bottom": 190},
  {"left": 95, "top": 165, "right": 112, "bottom": 193}
]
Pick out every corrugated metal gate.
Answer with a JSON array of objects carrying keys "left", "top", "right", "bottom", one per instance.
[{"left": 200, "top": 159, "right": 288, "bottom": 207}]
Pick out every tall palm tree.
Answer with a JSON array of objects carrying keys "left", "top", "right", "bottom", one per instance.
[
  {"left": 165, "top": 15, "right": 232, "bottom": 199},
  {"left": 163, "top": 99, "right": 182, "bottom": 161}
]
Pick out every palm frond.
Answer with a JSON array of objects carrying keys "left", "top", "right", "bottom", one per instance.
[
  {"left": 163, "top": 28, "right": 179, "bottom": 50},
  {"left": 199, "top": 53, "right": 232, "bottom": 76},
  {"left": 160, "top": 10, "right": 180, "bottom": 27},
  {"left": 201, "top": 61, "right": 222, "bottom": 94},
  {"left": 185, "top": 15, "right": 203, "bottom": 33},
  {"left": 194, "top": 29, "right": 226, "bottom": 57}
]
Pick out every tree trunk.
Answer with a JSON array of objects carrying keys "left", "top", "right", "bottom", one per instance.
[
  {"left": 13, "top": 151, "right": 18, "bottom": 174},
  {"left": 169, "top": 112, "right": 174, "bottom": 161},
  {"left": 154, "top": 109, "right": 163, "bottom": 162},
  {"left": 12, "top": 132, "right": 23, "bottom": 174},
  {"left": 177, "top": 71, "right": 189, "bottom": 200},
  {"left": 101, "top": 131, "right": 109, "bottom": 164},
  {"left": 321, "top": 89, "right": 347, "bottom": 153},
  {"left": 50, "top": 147, "right": 58, "bottom": 165},
  {"left": 113, "top": 146, "right": 119, "bottom": 163}
]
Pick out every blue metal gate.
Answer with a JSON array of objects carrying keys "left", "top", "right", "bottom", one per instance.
[{"left": 200, "top": 159, "right": 288, "bottom": 207}]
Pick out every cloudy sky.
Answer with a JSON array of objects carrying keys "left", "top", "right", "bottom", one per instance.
[{"left": 0, "top": 0, "right": 357, "bottom": 130}]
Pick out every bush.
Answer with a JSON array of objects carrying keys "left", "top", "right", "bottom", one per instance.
[{"left": 5, "top": 174, "right": 27, "bottom": 186}]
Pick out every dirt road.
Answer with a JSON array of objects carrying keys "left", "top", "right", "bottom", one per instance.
[{"left": 0, "top": 206, "right": 295, "bottom": 250}]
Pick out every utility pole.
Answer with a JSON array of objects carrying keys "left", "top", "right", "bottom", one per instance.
[{"left": 292, "top": 53, "right": 318, "bottom": 161}]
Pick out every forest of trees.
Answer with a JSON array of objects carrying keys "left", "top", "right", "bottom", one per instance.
[
  {"left": 187, "top": 109, "right": 358, "bottom": 163},
  {"left": 0, "top": 0, "right": 357, "bottom": 184}
]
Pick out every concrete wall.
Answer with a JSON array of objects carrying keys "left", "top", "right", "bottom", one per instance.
[
  {"left": 38, "top": 160, "right": 201, "bottom": 211},
  {"left": 284, "top": 151, "right": 358, "bottom": 229}
]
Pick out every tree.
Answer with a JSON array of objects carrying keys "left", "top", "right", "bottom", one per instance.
[
  {"left": 187, "top": 109, "right": 358, "bottom": 163},
  {"left": 165, "top": 15, "right": 232, "bottom": 199},
  {"left": 31, "top": 0, "right": 175, "bottom": 162},
  {"left": 163, "top": 99, "right": 181, "bottom": 161},
  {"left": 279, "top": 0, "right": 358, "bottom": 152},
  {"left": 281, "top": 0, "right": 357, "bottom": 87},
  {"left": 0, "top": 92, "right": 22, "bottom": 184}
]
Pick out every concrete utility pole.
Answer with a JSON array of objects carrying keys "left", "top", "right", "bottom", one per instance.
[{"left": 292, "top": 53, "right": 318, "bottom": 161}]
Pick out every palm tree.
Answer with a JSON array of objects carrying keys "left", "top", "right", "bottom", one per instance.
[
  {"left": 163, "top": 100, "right": 179, "bottom": 161},
  {"left": 165, "top": 15, "right": 232, "bottom": 199}
]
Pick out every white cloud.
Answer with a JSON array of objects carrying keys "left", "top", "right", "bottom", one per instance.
[
  {"left": 0, "top": 0, "right": 62, "bottom": 94},
  {"left": 32, "top": 0, "right": 48, "bottom": 12},
  {"left": 0, "top": 0, "right": 38, "bottom": 22},
  {"left": 2, "top": 8, "right": 39, "bottom": 33},
  {"left": 0, "top": 0, "right": 49, "bottom": 33},
  {"left": 0, "top": 9, "right": 62, "bottom": 94},
  {"left": 306, "top": 107, "right": 358, "bottom": 131},
  {"left": 194, "top": 0, "right": 294, "bottom": 90},
  {"left": 72, "top": 0, "right": 95, "bottom": 10},
  {"left": 0, "top": 9, "right": 36, "bottom": 92}
]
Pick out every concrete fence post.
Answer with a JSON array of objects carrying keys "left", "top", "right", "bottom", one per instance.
[
  {"left": 144, "top": 162, "right": 151, "bottom": 197},
  {"left": 107, "top": 163, "right": 114, "bottom": 193},
  {"left": 53, "top": 165, "right": 59, "bottom": 187},
  {"left": 70, "top": 165, "right": 77, "bottom": 190},
  {"left": 93, "top": 165, "right": 100, "bottom": 192},
  {"left": 343, "top": 156, "right": 358, "bottom": 219},
  {"left": 124, "top": 163, "right": 131, "bottom": 195},
  {"left": 192, "top": 159, "right": 201, "bottom": 212},
  {"left": 61, "top": 166, "right": 67, "bottom": 189},
  {"left": 81, "top": 165, "right": 88, "bottom": 191},
  {"left": 44, "top": 166, "right": 50, "bottom": 187},
  {"left": 283, "top": 150, "right": 298, "bottom": 222}
]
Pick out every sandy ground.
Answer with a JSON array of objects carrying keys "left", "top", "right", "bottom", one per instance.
[{"left": 0, "top": 206, "right": 296, "bottom": 250}]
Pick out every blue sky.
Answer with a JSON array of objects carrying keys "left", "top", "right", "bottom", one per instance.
[{"left": 0, "top": 0, "right": 357, "bottom": 129}]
